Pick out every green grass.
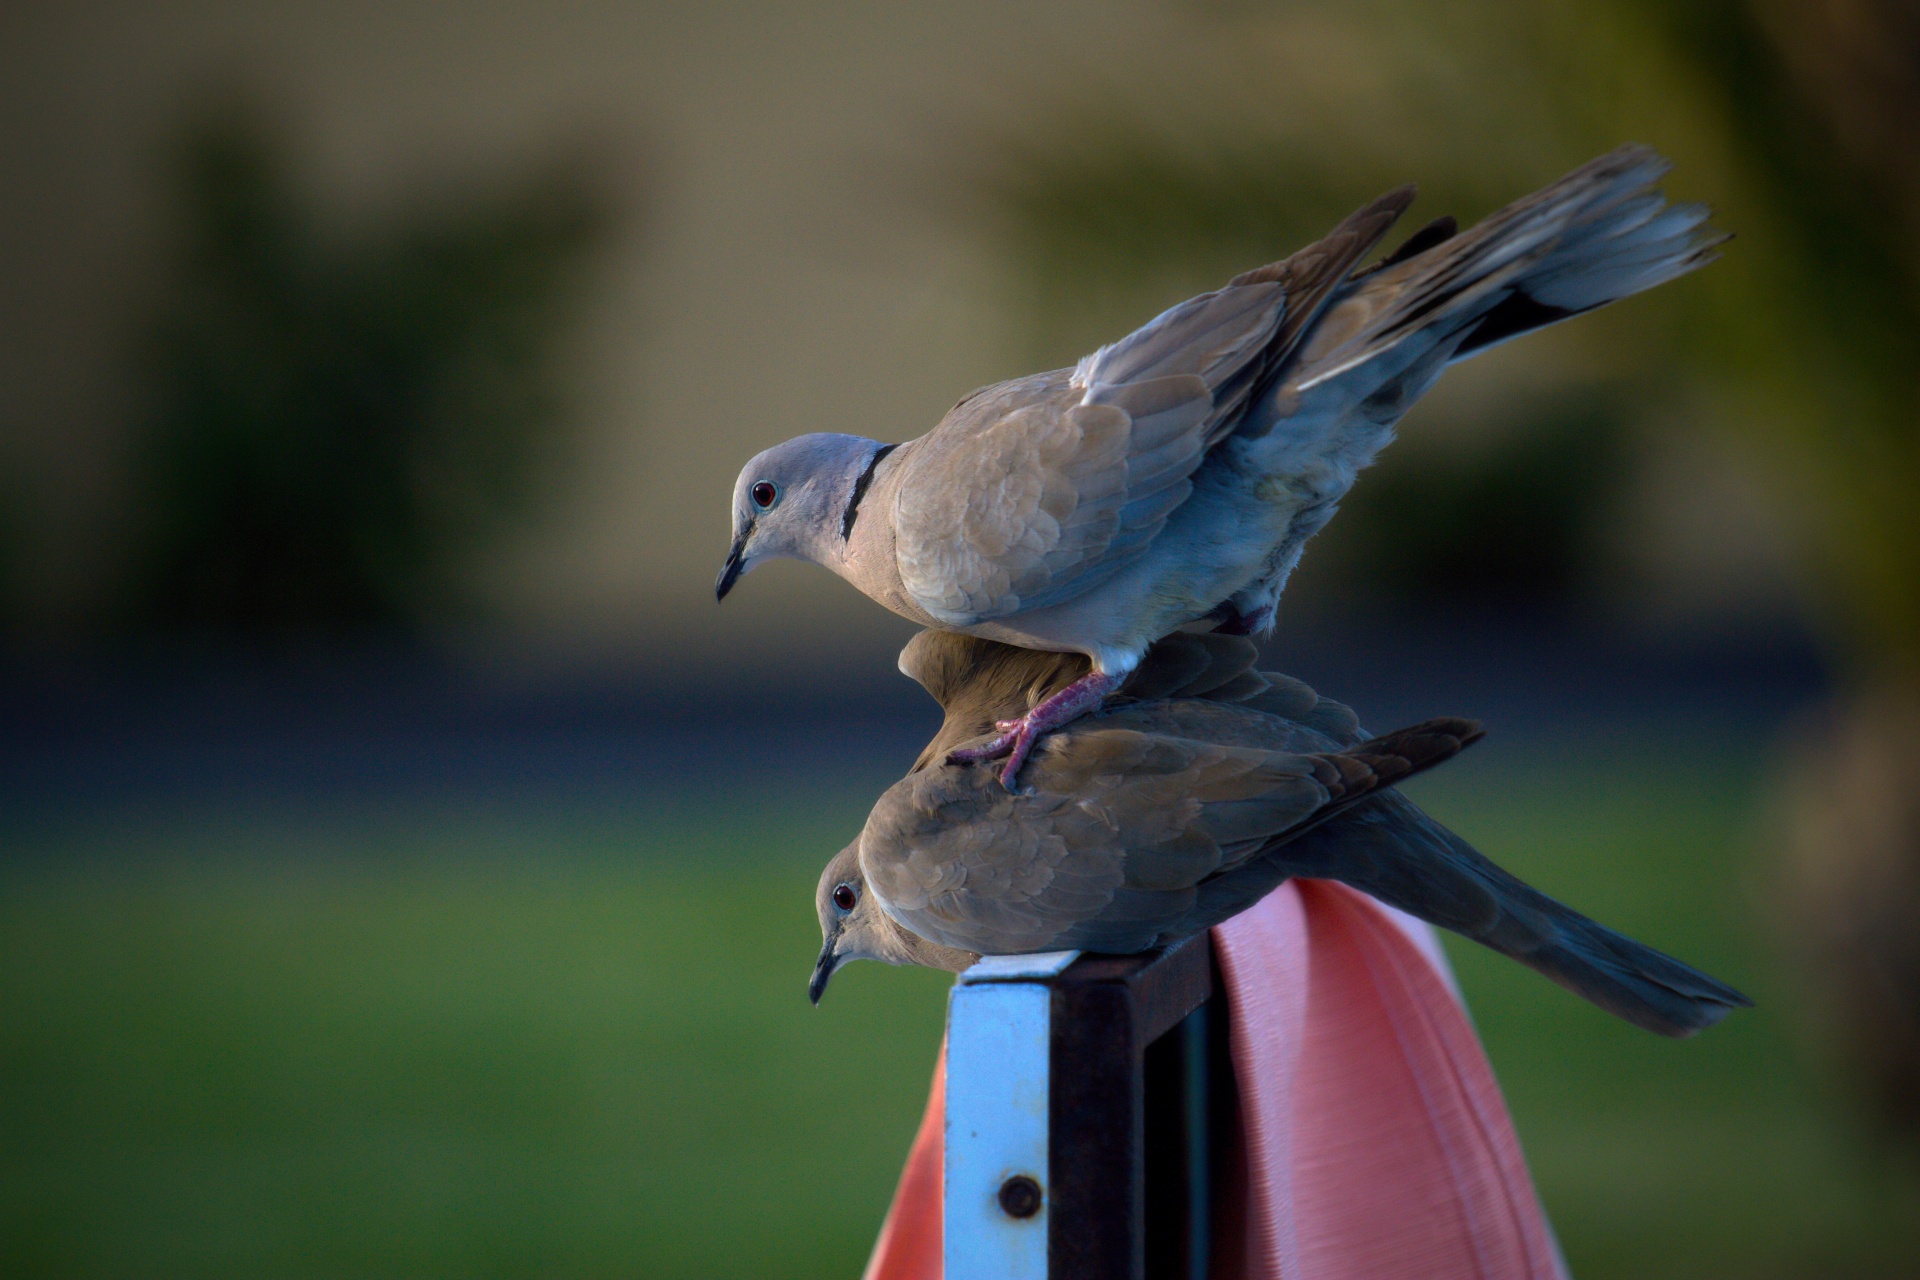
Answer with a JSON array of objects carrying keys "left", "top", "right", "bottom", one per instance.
[
  {"left": 0, "top": 802, "right": 952, "bottom": 1279},
  {"left": 2, "top": 740, "right": 1916, "bottom": 1278}
]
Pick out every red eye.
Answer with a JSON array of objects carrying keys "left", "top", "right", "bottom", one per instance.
[
  {"left": 832, "top": 883, "right": 857, "bottom": 912},
  {"left": 751, "top": 481, "right": 779, "bottom": 509}
]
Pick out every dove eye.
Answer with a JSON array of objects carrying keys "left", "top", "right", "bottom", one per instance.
[
  {"left": 750, "top": 481, "right": 779, "bottom": 510},
  {"left": 832, "top": 883, "right": 858, "bottom": 912}
]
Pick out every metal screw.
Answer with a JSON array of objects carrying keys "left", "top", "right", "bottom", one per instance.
[{"left": 997, "top": 1174, "right": 1043, "bottom": 1219}]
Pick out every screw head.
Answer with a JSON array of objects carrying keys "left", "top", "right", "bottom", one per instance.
[{"left": 997, "top": 1174, "right": 1043, "bottom": 1219}]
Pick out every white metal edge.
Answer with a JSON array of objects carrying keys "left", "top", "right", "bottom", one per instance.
[
  {"left": 944, "top": 980, "right": 1050, "bottom": 1280},
  {"left": 959, "top": 950, "right": 1080, "bottom": 983}
]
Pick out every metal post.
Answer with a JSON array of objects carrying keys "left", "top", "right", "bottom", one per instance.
[
  {"left": 944, "top": 935, "right": 1219, "bottom": 1280},
  {"left": 946, "top": 952, "right": 1077, "bottom": 1280}
]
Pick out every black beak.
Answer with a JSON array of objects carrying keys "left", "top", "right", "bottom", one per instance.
[
  {"left": 715, "top": 530, "right": 748, "bottom": 602},
  {"left": 809, "top": 940, "right": 839, "bottom": 1006}
]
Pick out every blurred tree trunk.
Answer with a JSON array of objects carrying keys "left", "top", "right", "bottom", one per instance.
[
  {"left": 1779, "top": 682, "right": 1920, "bottom": 1146},
  {"left": 1663, "top": 0, "right": 1920, "bottom": 1144}
]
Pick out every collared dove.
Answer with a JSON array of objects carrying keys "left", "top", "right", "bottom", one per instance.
[
  {"left": 809, "top": 630, "right": 1751, "bottom": 1038},
  {"left": 720, "top": 145, "right": 1724, "bottom": 788}
]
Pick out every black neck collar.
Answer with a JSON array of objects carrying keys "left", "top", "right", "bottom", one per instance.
[{"left": 841, "top": 443, "right": 896, "bottom": 540}]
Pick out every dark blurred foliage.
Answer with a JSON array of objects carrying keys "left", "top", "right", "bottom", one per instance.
[
  {"left": 0, "top": 477, "right": 26, "bottom": 634},
  {"left": 130, "top": 93, "right": 615, "bottom": 635},
  {"left": 1652, "top": 0, "right": 1920, "bottom": 1158},
  {"left": 1637, "top": 0, "right": 1920, "bottom": 672},
  {"left": 959, "top": 0, "right": 1920, "bottom": 1155},
  {"left": 1781, "top": 695, "right": 1920, "bottom": 1154}
]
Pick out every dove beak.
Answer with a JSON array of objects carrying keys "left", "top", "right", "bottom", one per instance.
[
  {"left": 809, "top": 938, "right": 840, "bottom": 1006},
  {"left": 715, "top": 528, "right": 749, "bottom": 602}
]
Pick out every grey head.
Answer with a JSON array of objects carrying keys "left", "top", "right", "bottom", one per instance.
[
  {"left": 716, "top": 433, "right": 891, "bottom": 601},
  {"left": 810, "top": 841, "right": 977, "bottom": 1004}
]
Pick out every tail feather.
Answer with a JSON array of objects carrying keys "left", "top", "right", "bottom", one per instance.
[
  {"left": 1467, "top": 199, "right": 1720, "bottom": 342},
  {"left": 1290, "top": 144, "right": 1724, "bottom": 391},
  {"left": 1266, "top": 789, "right": 1752, "bottom": 1037},
  {"left": 1478, "top": 883, "right": 1751, "bottom": 1036}
]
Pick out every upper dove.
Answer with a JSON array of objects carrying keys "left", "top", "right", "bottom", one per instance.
[{"left": 718, "top": 145, "right": 1723, "bottom": 788}]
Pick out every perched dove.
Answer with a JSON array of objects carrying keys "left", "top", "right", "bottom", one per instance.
[
  {"left": 719, "top": 145, "right": 1723, "bottom": 787},
  {"left": 809, "top": 630, "right": 1751, "bottom": 1038}
]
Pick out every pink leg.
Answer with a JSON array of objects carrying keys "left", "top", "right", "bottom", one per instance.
[{"left": 945, "top": 670, "right": 1117, "bottom": 792}]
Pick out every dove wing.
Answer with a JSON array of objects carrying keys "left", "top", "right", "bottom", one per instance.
[
  {"left": 861, "top": 729, "right": 1349, "bottom": 955},
  {"left": 889, "top": 190, "right": 1412, "bottom": 627},
  {"left": 863, "top": 712, "right": 1481, "bottom": 956},
  {"left": 889, "top": 371, "right": 1215, "bottom": 625}
]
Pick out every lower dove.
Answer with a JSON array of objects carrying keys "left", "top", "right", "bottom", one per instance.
[
  {"left": 721, "top": 146, "right": 1723, "bottom": 788},
  {"left": 809, "top": 630, "right": 1751, "bottom": 1038}
]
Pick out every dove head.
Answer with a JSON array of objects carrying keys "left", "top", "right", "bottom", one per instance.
[
  {"left": 717, "top": 433, "right": 888, "bottom": 601},
  {"left": 811, "top": 840, "right": 977, "bottom": 1004}
]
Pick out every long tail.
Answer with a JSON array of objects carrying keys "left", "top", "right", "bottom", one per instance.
[
  {"left": 1214, "top": 146, "right": 1723, "bottom": 638},
  {"left": 1269, "top": 790, "right": 1752, "bottom": 1037},
  {"left": 1280, "top": 144, "right": 1724, "bottom": 400}
]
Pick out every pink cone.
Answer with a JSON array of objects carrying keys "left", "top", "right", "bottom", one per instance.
[{"left": 863, "top": 879, "right": 1568, "bottom": 1280}]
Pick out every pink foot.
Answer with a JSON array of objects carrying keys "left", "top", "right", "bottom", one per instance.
[{"left": 946, "top": 670, "right": 1117, "bottom": 792}]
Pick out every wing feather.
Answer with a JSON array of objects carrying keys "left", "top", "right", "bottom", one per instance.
[{"left": 890, "top": 189, "right": 1411, "bottom": 625}]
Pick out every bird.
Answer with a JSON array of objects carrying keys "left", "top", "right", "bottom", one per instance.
[
  {"left": 808, "top": 629, "right": 1752, "bottom": 1038},
  {"left": 717, "top": 145, "right": 1724, "bottom": 790}
]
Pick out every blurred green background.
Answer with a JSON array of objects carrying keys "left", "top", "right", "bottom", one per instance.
[
  {"left": 4, "top": 0, "right": 1920, "bottom": 1275},
  {"left": 4, "top": 737, "right": 1913, "bottom": 1278}
]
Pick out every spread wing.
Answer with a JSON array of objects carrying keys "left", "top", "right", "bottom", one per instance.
[
  {"left": 860, "top": 714, "right": 1469, "bottom": 956},
  {"left": 889, "top": 191, "right": 1413, "bottom": 626}
]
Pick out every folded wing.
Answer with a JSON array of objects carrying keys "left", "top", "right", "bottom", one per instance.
[{"left": 860, "top": 716, "right": 1477, "bottom": 955}]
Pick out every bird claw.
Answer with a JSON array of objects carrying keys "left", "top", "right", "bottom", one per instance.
[
  {"left": 945, "top": 670, "right": 1118, "bottom": 793},
  {"left": 945, "top": 733, "right": 1014, "bottom": 767},
  {"left": 943, "top": 732, "right": 1035, "bottom": 793},
  {"left": 945, "top": 723, "right": 1041, "bottom": 791},
  {"left": 993, "top": 722, "right": 1040, "bottom": 793}
]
